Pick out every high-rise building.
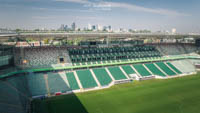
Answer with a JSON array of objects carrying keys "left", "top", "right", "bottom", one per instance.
[
  {"left": 64, "top": 25, "right": 68, "bottom": 31},
  {"left": 108, "top": 25, "right": 112, "bottom": 31},
  {"left": 96, "top": 24, "right": 103, "bottom": 31},
  {"left": 60, "top": 24, "right": 65, "bottom": 31},
  {"left": 103, "top": 25, "right": 112, "bottom": 32},
  {"left": 103, "top": 26, "right": 108, "bottom": 31},
  {"left": 71, "top": 22, "right": 77, "bottom": 31},
  {"left": 92, "top": 25, "right": 96, "bottom": 31},
  {"left": 88, "top": 24, "right": 92, "bottom": 30},
  {"left": 96, "top": 24, "right": 100, "bottom": 31}
]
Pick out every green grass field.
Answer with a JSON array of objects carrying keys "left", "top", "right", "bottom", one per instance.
[{"left": 32, "top": 74, "right": 200, "bottom": 113}]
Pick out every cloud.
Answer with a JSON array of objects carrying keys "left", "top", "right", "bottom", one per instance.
[
  {"left": 84, "top": 1, "right": 112, "bottom": 11},
  {"left": 54, "top": 0, "right": 90, "bottom": 4},
  {"left": 74, "top": 16, "right": 103, "bottom": 20},
  {"left": 53, "top": 0, "right": 188, "bottom": 16},
  {"left": 53, "top": 0, "right": 111, "bottom": 11},
  {"left": 32, "top": 16, "right": 57, "bottom": 20},
  {"left": 106, "top": 2, "right": 188, "bottom": 16},
  {"left": 32, "top": 15, "right": 103, "bottom": 22},
  {"left": 32, "top": 7, "right": 94, "bottom": 13}
]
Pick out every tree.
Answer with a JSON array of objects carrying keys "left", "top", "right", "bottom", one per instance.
[
  {"left": 15, "top": 29, "right": 21, "bottom": 33},
  {"left": 44, "top": 39, "right": 50, "bottom": 44}
]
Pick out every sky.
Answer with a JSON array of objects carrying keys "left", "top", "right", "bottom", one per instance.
[{"left": 0, "top": 0, "right": 200, "bottom": 33}]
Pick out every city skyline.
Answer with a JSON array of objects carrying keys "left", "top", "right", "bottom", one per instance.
[{"left": 0, "top": 0, "right": 200, "bottom": 33}]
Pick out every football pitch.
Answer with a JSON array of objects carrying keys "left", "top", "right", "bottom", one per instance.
[{"left": 32, "top": 74, "right": 200, "bottom": 113}]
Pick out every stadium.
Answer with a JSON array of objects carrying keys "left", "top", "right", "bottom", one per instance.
[{"left": 1, "top": 33, "right": 200, "bottom": 113}]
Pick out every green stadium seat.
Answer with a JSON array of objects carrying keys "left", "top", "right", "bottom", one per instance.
[
  {"left": 66, "top": 72, "right": 80, "bottom": 90},
  {"left": 27, "top": 73, "right": 47, "bottom": 96},
  {"left": 92, "top": 62, "right": 97, "bottom": 64},
  {"left": 87, "top": 62, "right": 91, "bottom": 65},
  {"left": 155, "top": 62, "right": 176, "bottom": 76},
  {"left": 68, "top": 46, "right": 162, "bottom": 65},
  {"left": 133, "top": 64, "right": 151, "bottom": 77},
  {"left": 108, "top": 67, "right": 127, "bottom": 80},
  {"left": 82, "top": 62, "right": 86, "bottom": 65},
  {"left": 47, "top": 73, "right": 70, "bottom": 93},
  {"left": 121, "top": 65, "right": 136, "bottom": 75},
  {"left": 75, "top": 63, "right": 81, "bottom": 66},
  {"left": 92, "top": 68, "right": 112, "bottom": 86},
  {"left": 0, "top": 80, "right": 26, "bottom": 111},
  {"left": 76, "top": 70, "right": 98, "bottom": 89},
  {"left": 145, "top": 63, "right": 166, "bottom": 77},
  {"left": 166, "top": 62, "right": 182, "bottom": 74},
  {"left": 97, "top": 61, "right": 102, "bottom": 64}
]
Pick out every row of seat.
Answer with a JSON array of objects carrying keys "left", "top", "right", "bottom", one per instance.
[
  {"left": 71, "top": 51, "right": 161, "bottom": 63},
  {"left": 171, "top": 60, "right": 196, "bottom": 73},
  {"left": 155, "top": 44, "right": 197, "bottom": 55},
  {"left": 68, "top": 46, "right": 157, "bottom": 55},
  {"left": 0, "top": 55, "right": 12, "bottom": 67},
  {"left": 27, "top": 73, "right": 47, "bottom": 96},
  {"left": 27, "top": 61, "right": 183, "bottom": 96},
  {"left": 72, "top": 56, "right": 161, "bottom": 66},
  {"left": 133, "top": 62, "right": 182, "bottom": 77}
]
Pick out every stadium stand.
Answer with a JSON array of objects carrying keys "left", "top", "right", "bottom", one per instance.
[
  {"left": 107, "top": 67, "right": 127, "bottom": 80},
  {"left": 145, "top": 63, "right": 166, "bottom": 77},
  {"left": 66, "top": 72, "right": 80, "bottom": 90},
  {"left": 155, "top": 44, "right": 197, "bottom": 55},
  {"left": 133, "top": 64, "right": 152, "bottom": 76},
  {"left": 22, "top": 60, "right": 195, "bottom": 97},
  {"left": 0, "top": 75, "right": 30, "bottom": 113},
  {"left": 92, "top": 68, "right": 112, "bottom": 86},
  {"left": 13, "top": 48, "right": 21, "bottom": 67},
  {"left": 166, "top": 62, "right": 182, "bottom": 74},
  {"left": 69, "top": 45, "right": 162, "bottom": 65},
  {"left": 21, "top": 47, "right": 70, "bottom": 68},
  {"left": 8, "top": 75, "right": 30, "bottom": 96},
  {"left": 76, "top": 69, "right": 98, "bottom": 89},
  {"left": 0, "top": 103, "right": 26, "bottom": 113},
  {"left": 0, "top": 81, "right": 21, "bottom": 105},
  {"left": 7, "top": 75, "right": 30, "bottom": 111},
  {"left": 170, "top": 60, "right": 196, "bottom": 73},
  {"left": 121, "top": 65, "right": 136, "bottom": 75},
  {"left": 47, "top": 72, "right": 70, "bottom": 93},
  {"left": 155, "top": 62, "right": 176, "bottom": 76},
  {"left": 27, "top": 73, "right": 47, "bottom": 96},
  {"left": 180, "top": 44, "right": 197, "bottom": 54},
  {"left": 0, "top": 55, "right": 11, "bottom": 66},
  {"left": 188, "top": 59, "right": 200, "bottom": 65}
]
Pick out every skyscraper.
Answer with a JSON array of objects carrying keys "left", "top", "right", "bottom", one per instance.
[
  {"left": 92, "top": 25, "right": 96, "bottom": 31},
  {"left": 108, "top": 25, "right": 112, "bottom": 31},
  {"left": 96, "top": 24, "right": 103, "bottom": 31},
  {"left": 64, "top": 25, "right": 68, "bottom": 31},
  {"left": 88, "top": 24, "right": 92, "bottom": 30},
  {"left": 71, "top": 22, "right": 77, "bottom": 31},
  {"left": 60, "top": 24, "right": 65, "bottom": 31}
]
